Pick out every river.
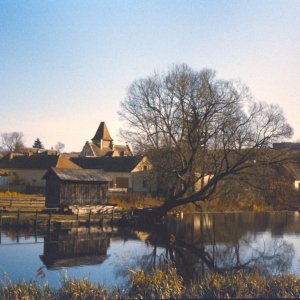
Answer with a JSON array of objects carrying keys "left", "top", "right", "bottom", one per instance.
[{"left": 0, "top": 211, "right": 299, "bottom": 287}]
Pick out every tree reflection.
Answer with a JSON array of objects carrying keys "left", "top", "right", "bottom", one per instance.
[
  {"left": 124, "top": 212, "right": 297, "bottom": 283},
  {"left": 171, "top": 235, "right": 294, "bottom": 281}
]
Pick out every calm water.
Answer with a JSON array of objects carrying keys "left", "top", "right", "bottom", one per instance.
[{"left": 0, "top": 211, "right": 300, "bottom": 287}]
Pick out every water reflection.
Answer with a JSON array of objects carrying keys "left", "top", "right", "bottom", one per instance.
[
  {"left": 0, "top": 212, "right": 299, "bottom": 287},
  {"left": 143, "top": 212, "right": 298, "bottom": 281},
  {"left": 40, "top": 227, "right": 111, "bottom": 269}
]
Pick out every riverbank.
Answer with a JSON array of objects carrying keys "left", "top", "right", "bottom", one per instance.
[
  {"left": 0, "top": 192, "right": 298, "bottom": 230},
  {"left": 1, "top": 266, "right": 300, "bottom": 299}
]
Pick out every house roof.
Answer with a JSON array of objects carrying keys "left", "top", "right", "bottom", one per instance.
[
  {"left": 19, "top": 148, "right": 60, "bottom": 155},
  {"left": 61, "top": 152, "right": 81, "bottom": 158},
  {"left": 89, "top": 142, "right": 113, "bottom": 157},
  {"left": 43, "top": 168, "right": 112, "bottom": 182},
  {"left": 0, "top": 154, "right": 81, "bottom": 170},
  {"left": 71, "top": 156, "right": 143, "bottom": 172},
  {"left": 92, "top": 122, "right": 113, "bottom": 143},
  {"left": 84, "top": 141, "right": 132, "bottom": 157},
  {"left": 114, "top": 144, "right": 132, "bottom": 156}
]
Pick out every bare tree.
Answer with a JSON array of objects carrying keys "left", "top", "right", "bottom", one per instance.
[
  {"left": 119, "top": 64, "right": 293, "bottom": 214},
  {"left": 1, "top": 132, "right": 25, "bottom": 152},
  {"left": 55, "top": 142, "right": 65, "bottom": 152}
]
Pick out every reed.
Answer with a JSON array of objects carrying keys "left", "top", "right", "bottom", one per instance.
[{"left": 1, "top": 267, "right": 300, "bottom": 299}]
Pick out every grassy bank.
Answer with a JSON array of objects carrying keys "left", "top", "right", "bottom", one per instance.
[
  {"left": 109, "top": 192, "right": 299, "bottom": 214},
  {"left": 108, "top": 193, "right": 164, "bottom": 211},
  {"left": 0, "top": 192, "right": 43, "bottom": 197},
  {"left": 1, "top": 266, "right": 300, "bottom": 299}
]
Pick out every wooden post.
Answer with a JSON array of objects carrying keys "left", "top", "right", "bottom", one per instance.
[
  {"left": 77, "top": 208, "right": 79, "bottom": 220},
  {"left": 88, "top": 209, "right": 91, "bottom": 223},
  {"left": 98, "top": 210, "right": 102, "bottom": 226},
  {"left": 10, "top": 198, "right": 12, "bottom": 207},
  {"left": 35, "top": 209, "right": 38, "bottom": 227},
  {"left": 17, "top": 208, "right": 20, "bottom": 226},
  {"left": 111, "top": 207, "right": 115, "bottom": 223},
  {"left": 16, "top": 228, "right": 19, "bottom": 243},
  {"left": 101, "top": 209, "right": 104, "bottom": 226},
  {"left": 48, "top": 210, "right": 52, "bottom": 227}
]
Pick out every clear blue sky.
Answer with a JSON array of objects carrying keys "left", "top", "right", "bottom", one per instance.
[{"left": 0, "top": 0, "right": 299, "bottom": 151}]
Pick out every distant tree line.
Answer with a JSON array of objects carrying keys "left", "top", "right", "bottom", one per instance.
[{"left": 0, "top": 132, "right": 65, "bottom": 153}]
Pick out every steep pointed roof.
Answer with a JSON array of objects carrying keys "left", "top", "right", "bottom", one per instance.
[{"left": 92, "top": 122, "right": 113, "bottom": 142}]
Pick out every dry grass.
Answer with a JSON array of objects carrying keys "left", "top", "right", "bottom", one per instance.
[
  {"left": 1, "top": 267, "right": 300, "bottom": 299},
  {"left": 0, "top": 191, "right": 42, "bottom": 197},
  {"left": 108, "top": 193, "right": 164, "bottom": 211},
  {"left": 108, "top": 192, "right": 298, "bottom": 214}
]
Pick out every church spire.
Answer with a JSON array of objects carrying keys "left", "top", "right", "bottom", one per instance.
[{"left": 92, "top": 122, "right": 113, "bottom": 148}]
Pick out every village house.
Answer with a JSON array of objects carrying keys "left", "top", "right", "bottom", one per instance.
[
  {"left": 19, "top": 147, "right": 60, "bottom": 156},
  {"left": 80, "top": 121, "right": 132, "bottom": 157},
  {"left": 43, "top": 168, "right": 111, "bottom": 208},
  {"left": 0, "top": 152, "right": 80, "bottom": 193},
  {"left": 71, "top": 156, "right": 157, "bottom": 194}
]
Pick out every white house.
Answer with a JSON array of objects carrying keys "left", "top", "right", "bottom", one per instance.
[{"left": 71, "top": 156, "right": 157, "bottom": 194}]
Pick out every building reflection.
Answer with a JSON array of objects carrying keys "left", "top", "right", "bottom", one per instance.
[{"left": 40, "top": 227, "right": 110, "bottom": 269}]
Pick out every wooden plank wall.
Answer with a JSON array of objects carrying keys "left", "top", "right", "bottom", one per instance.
[{"left": 60, "top": 182, "right": 108, "bottom": 206}]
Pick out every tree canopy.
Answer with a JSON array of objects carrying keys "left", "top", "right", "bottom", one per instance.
[
  {"left": 55, "top": 142, "right": 65, "bottom": 152},
  {"left": 32, "top": 138, "right": 44, "bottom": 149},
  {"left": 119, "top": 64, "right": 293, "bottom": 214}
]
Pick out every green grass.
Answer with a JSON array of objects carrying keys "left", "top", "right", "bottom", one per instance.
[{"left": 1, "top": 266, "right": 300, "bottom": 299}]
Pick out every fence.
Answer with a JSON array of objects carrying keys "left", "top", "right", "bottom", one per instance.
[
  {"left": 0, "top": 196, "right": 45, "bottom": 209},
  {"left": 0, "top": 205, "right": 121, "bottom": 228}
]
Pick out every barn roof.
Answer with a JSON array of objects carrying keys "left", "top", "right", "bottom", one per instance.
[
  {"left": 44, "top": 168, "right": 112, "bottom": 182},
  {"left": 71, "top": 156, "right": 143, "bottom": 172},
  {"left": 40, "top": 254, "right": 108, "bottom": 269},
  {"left": 0, "top": 154, "right": 80, "bottom": 170}
]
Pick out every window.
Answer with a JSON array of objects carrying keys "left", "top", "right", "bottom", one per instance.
[{"left": 143, "top": 165, "right": 147, "bottom": 171}]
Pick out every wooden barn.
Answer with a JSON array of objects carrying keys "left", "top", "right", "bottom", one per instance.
[{"left": 43, "top": 168, "right": 112, "bottom": 208}]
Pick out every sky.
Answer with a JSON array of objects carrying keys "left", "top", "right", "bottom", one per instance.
[{"left": 0, "top": 0, "right": 299, "bottom": 152}]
